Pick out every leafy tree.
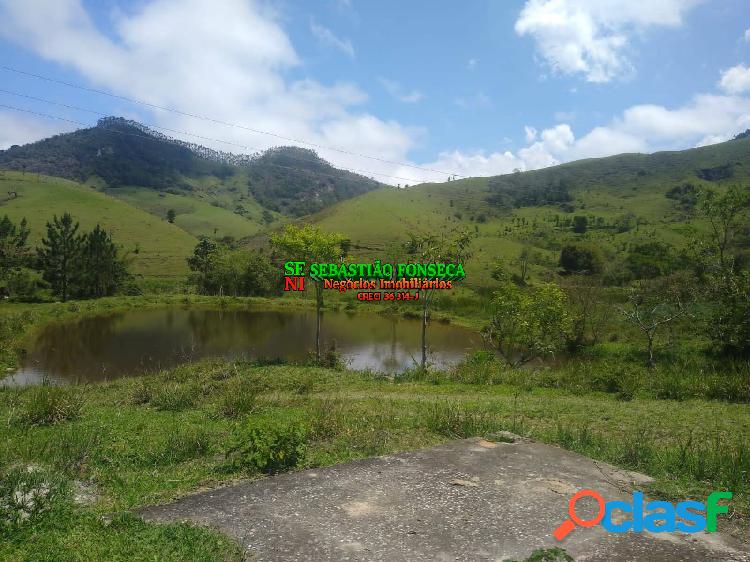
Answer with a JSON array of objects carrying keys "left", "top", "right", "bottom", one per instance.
[
  {"left": 572, "top": 215, "right": 588, "bottom": 234},
  {"left": 698, "top": 185, "right": 749, "bottom": 268},
  {"left": 625, "top": 242, "right": 674, "bottom": 280},
  {"left": 695, "top": 185, "right": 750, "bottom": 355},
  {"left": 0, "top": 215, "right": 32, "bottom": 297},
  {"left": 75, "top": 225, "right": 129, "bottom": 298},
  {"left": 404, "top": 229, "right": 473, "bottom": 369},
  {"left": 482, "top": 282, "right": 571, "bottom": 367},
  {"left": 37, "top": 213, "right": 83, "bottom": 301},
  {"left": 618, "top": 276, "right": 692, "bottom": 367},
  {"left": 559, "top": 243, "right": 604, "bottom": 275},
  {"left": 271, "top": 225, "right": 345, "bottom": 362},
  {"left": 187, "top": 237, "right": 219, "bottom": 294},
  {"left": 166, "top": 209, "right": 176, "bottom": 223}
]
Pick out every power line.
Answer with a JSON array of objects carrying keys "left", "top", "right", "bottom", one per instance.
[
  {"left": 0, "top": 64, "right": 465, "bottom": 179},
  {"left": 0, "top": 102, "right": 427, "bottom": 184}
]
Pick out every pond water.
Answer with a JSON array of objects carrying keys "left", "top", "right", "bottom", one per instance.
[{"left": 5, "top": 308, "right": 485, "bottom": 385}]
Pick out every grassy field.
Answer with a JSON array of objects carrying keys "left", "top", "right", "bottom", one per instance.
[
  {"left": 107, "top": 186, "right": 266, "bottom": 240},
  {"left": 0, "top": 171, "right": 197, "bottom": 279},
  {"left": 311, "top": 140, "right": 750, "bottom": 287},
  {"left": 0, "top": 358, "right": 748, "bottom": 560}
]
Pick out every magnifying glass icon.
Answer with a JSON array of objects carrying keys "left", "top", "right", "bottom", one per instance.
[{"left": 553, "top": 489, "right": 606, "bottom": 541}]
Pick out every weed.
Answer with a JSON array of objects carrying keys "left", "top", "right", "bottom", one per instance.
[
  {"left": 225, "top": 413, "right": 307, "bottom": 474},
  {"left": 19, "top": 385, "right": 85, "bottom": 426}
]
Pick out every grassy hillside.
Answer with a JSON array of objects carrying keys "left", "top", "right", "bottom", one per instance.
[
  {"left": 0, "top": 171, "right": 197, "bottom": 279},
  {"left": 312, "top": 138, "right": 750, "bottom": 287},
  {"left": 107, "top": 185, "right": 268, "bottom": 241}
]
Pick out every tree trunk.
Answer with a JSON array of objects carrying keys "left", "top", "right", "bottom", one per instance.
[
  {"left": 315, "top": 281, "right": 322, "bottom": 363},
  {"left": 421, "top": 299, "right": 428, "bottom": 370},
  {"left": 646, "top": 333, "right": 655, "bottom": 368}
]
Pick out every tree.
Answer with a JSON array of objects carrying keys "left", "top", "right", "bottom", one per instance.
[
  {"left": 403, "top": 229, "right": 473, "bottom": 370},
  {"left": 572, "top": 215, "right": 588, "bottom": 234},
  {"left": 187, "top": 237, "right": 219, "bottom": 294},
  {"left": 166, "top": 209, "right": 176, "bottom": 223},
  {"left": 75, "top": 225, "right": 129, "bottom": 298},
  {"left": 618, "top": 276, "right": 691, "bottom": 367},
  {"left": 0, "top": 215, "right": 30, "bottom": 278},
  {"left": 271, "top": 225, "right": 345, "bottom": 362},
  {"left": 698, "top": 186, "right": 749, "bottom": 268},
  {"left": 37, "top": 213, "right": 83, "bottom": 301},
  {"left": 559, "top": 243, "right": 604, "bottom": 275},
  {"left": 482, "top": 282, "right": 571, "bottom": 367},
  {"left": 560, "top": 275, "right": 609, "bottom": 349},
  {"left": 695, "top": 185, "right": 750, "bottom": 355}
]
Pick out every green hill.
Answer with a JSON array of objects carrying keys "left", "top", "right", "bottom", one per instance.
[
  {"left": 311, "top": 137, "right": 750, "bottom": 287},
  {"left": 0, "top": 171, "right": 197, "bottom": 279},
  {"left": 0, "top": 117, "right": 382, "bottom": 223}
]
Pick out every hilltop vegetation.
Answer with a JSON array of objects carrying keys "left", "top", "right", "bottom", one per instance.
[{"left": 0, "top": 117, "right": 382, "bottom": 221}]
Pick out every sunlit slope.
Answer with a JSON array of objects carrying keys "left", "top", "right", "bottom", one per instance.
[
  {"left": 313, "top": 138, "right": 750, "bottom": 286},
  {"left": 107, "top": 184, "right": 268, "bottom": 240},
  {"left": 0, "top": 172, "right": 197, "bottom": 278}
]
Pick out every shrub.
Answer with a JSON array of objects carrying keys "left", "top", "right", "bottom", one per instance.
[
  {"left": 20, "top": 385, "right": 85, "bottom": 426},
  {"left": 225, "top": 414, "right": 307, "bottom": 473},
  {"left": 150, "top": 383, "right": 197, "bottom": 411},
  {"left": 558, "top": 243, "right": 604, "bottom": 275},
  {"left": 217, "top": 378, "right": 259, "bottom": 418}
]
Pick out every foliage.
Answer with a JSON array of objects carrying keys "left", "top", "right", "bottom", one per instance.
[
  {"left": 271, "top": 224, "right": 346, "bottom": 361},
  {"left": 74, "top": 225, "right": 130, "bottom": 298},
  {"left": 19, "top": 385, "right": 86, "bottom": 426},
  {"left": 571, "top": 215, "right": 588, "bottom": 233},
  {"left": 558, "top": 243, "right": 604, "bottom": 275},
  {"left": 483, "top": 282, "right": 571, "bottom": 366},
  {"left": 225, "top": 413, "right": 307, "bottom": 473},
  {"left": 625, "top": 241, "right": 675, "bottom": 280},
  {"left": 37, "top": 213, "right": 82, "bottom": 302},
  {"left": 186, "top": 238, "right": 281, "bottom": 297},
  {"left": 618, "top": 276, "right": 692, "bottom": 366},
  {"left": 706, "top": 267, "right": 750, "bottom": 356}
]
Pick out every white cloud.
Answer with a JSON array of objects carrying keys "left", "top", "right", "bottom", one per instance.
[
  {"left": 524, "top": 125, "right": 538, "bottom": 142},
  {"left": 310, "top": 20, "right": 355, "bottom": 58},
  {"left": 744, "top": 28, "right": 750, "bottom": 43},
  {"left": 515, "top": 0, "right": 701, "bottom": 82},
  {"left": 0, "top": 0, "right": 424, "bottom": 183},
  {"left": 467, "top": 58, "right": 479, "bottom": 70},
  {"left": 378, "top": 78, "right": 423, "bottom": 103},
  {"left": 719, "top": 64, "right": 750, "bottom": 95},
  {"left": 0, "top": 111, "right": 75, "bottom": 149}
]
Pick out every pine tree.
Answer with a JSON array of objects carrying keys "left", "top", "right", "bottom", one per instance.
[
  {"left": 0, "top": 215, "right": 30, "bottom": 276},
  {"left": 76, "top": 225, "right": 128, "bottom": 298},
  {"left": 37, "top": 213, "right": 83, "bottom": 301}
]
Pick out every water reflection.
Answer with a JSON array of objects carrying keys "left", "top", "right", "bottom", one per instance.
[{"left": 6, "top": 308, "right": 483, "bottom": 385}]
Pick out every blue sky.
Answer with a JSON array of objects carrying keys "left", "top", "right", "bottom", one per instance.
[{"left": 1, "top": 0, "right": 749, "bottom": 184}]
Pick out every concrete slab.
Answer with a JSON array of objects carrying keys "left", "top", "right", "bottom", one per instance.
[{"left": 139, "top": 437, "right": 750, "bottom": 561}]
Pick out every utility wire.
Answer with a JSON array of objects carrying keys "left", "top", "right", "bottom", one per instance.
[
  {"left": 0, "top": 64, "right": 465, "bottom": 179},
  {"left": 0, "top": 102, "right": 428, "bottom": 184}
]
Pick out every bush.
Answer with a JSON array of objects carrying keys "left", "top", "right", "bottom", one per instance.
[
  {"left": 225, "top": 414, "right": 307, "bottom": 473},
  {"left": 558, "top": 243, "right": 604, "bottom": 275},
  {"left": 150, "top": 383, "right": 197, "bottom": 411},
  {"left": 0, "top": 466, "right": 69, "bottom": 536},
  {"left": 216, "top": 378, "right": 259, "bottom": 418},
  {"left": 20, "top": 385, "right": 85, "bottom": 426}
]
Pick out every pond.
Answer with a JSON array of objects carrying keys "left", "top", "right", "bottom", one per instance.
[{"left": 5, "top": 308, "right": 485, "bottom": 385}]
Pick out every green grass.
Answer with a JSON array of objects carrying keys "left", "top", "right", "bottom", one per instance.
[
  {"left": 310, "top": 138, "right": 750, "bottom": 287},
  {"left": 107, "top": 185, "right": 267, "bottom": 240},
  {"left": 0, "top": 358, "right": 748, "bottom": 559},
  {"left": 0, "top": 171, "right": 197, "bottom": 278}
]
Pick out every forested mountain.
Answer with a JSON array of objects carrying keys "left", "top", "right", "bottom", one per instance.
[{"left": 0, "top": 117, "right": 381, "bottom": 215}]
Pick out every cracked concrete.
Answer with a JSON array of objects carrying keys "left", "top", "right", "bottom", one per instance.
[{"left": 139, "top": 437, "right": 750, "bottom": 561}]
